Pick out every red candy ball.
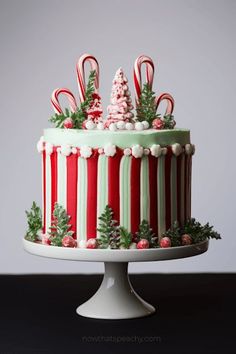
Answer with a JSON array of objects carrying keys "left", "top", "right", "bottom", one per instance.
[
  {"left": 86, "top": 238, "right": 98, "bottom": 249},
  {"left": 137, "top": 239, "right": 149, "bottom": 249},
  {"left": 63, "top": 117, "right": 73, "bottom": 129},
  {"left": 152, "top": 118, "right": 164, "bottom": 130},
  {"left": 62, "top": 235, "right": 77, "bottom": 248},
  {"left": 181, "top": 234, "right": 192, "bottom": 245},
  {"left": 160, "top": 236, "right": 171, "bottom": 248}
]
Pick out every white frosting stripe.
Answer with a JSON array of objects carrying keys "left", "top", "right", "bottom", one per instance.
[
  {"left": 140, "top": 156, "right": 150, "bottom": 223},
  {"left": 158, "top": 156, "right": 165, "bottom": 237},
  {"left": 170, "top": 156, "right": 177, "bottom": 225},
  {"left": 97, "top": 155, "right": 108, "bottom": 236},
  {"left": 119, "top": 155, "right": 131, "bottom": 231},
  {"left": 77, "top": 158, "right": 88, "bottom": 241},
  {"left": 57, "top": 153, "right": 67, "bottom": 210},
  {"left": 45, "top": 154, "right": 51, "bottom": 233}
]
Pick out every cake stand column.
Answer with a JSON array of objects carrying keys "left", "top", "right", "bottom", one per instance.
[{"left": 76, "top": 261, "right": 155, "bottom": 319}]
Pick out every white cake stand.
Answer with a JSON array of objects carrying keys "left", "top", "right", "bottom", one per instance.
[{"left": 23, "top": 238, "right": 208, "bottom": 320}]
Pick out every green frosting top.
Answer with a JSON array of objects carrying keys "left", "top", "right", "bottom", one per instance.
[{"left": 43, "top": 128, "right": 190, "bottom": 148}]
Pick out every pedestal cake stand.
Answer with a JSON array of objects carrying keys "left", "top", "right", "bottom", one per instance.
[{"left": 23, "top": 238, "right": 208, "bottom": 320}]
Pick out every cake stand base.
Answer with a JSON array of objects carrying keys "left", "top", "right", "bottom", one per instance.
[{"left": 76, "top": 262, "right": 155, "bottom": 319}]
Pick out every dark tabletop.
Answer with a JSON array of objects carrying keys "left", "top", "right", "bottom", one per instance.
[{"left": 0, "top": 273, "right": 235, "bottom": 354}]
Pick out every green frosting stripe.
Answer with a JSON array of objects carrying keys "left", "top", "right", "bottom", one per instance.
[
  {"left": 77, "top": 157, "right": 87, "bottom": 241},
  {"left": 119, "top": 156, "right": 131, "bottom": 231},
  {"left": 171, "top": 156, "right": 177, "bottom": 225},
  {"left": 57, "top": 153, "right": 67, "bottom": 210},
  {"left": 158, "top": 156, "right": 165, "bottom": 237},
  {"left": 44, "top": 128, "right": 190, "bottom": 148},
  {"left": 45, "top": 154, "right": 51, "bottom": 233},
  {"left": 97, "top": 155, "right": 108, "bottom": 236},
  {"left": 140, "top": 156, "right": 150, "bottom": 222}
]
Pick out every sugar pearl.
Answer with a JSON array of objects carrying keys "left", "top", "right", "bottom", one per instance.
[
  {"left": 135, "top": 122, "right": 144, "bottom": 131},
  {"left": 78, "top": 240, "right": 87, "bottom": 249},
  {"left": 116, "top": 121, "right": 126, "bottom": 130},
  {"left": 97, "top": 122, "right": 104, "bottom": 130},
  {"left": 85, "top": 120, "right": 96, "bottom": 130},
  {"left": 109, "top": 123, "right": 117, "bottom": 131},
  {"left": 125, "top": 122, "right": 134, "bottom": 130},
  {"left": 142, "top": 121, "right": 149, "bottom": 129}
]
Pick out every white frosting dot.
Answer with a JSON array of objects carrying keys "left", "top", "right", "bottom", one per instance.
[
  {"left": 104, "top": 143, "right": 116, "bottom": 157},
  {"left": 116, "top": 121, "right": 126, "bottom": 130},
  {"left": 97, "top": 122, "right": 104, "bottom": 130},
  {"left": 98, "top": 148, "right": 104, "bottom": 154},
  {"left": 124, "top": 147, "right": 131, "bottom": 156},
  {"left": 125, "top": 122, "right": 134, "bottom": 130},
  {"left": 45, "top": 142, "right": 53, "bottom": 155},
  {"left": 80, "top": 145, "right": 92, "bottom": 158},
  {"left": 161, "top": 147, "right": 168, "bottom": 155},
  {"left": 135, "top": 122, "right": 144, "bottom": 131},
  {"left": 150, "top": 144, "right": 162, "bottom": 157},
  {"left": 109, "top": 123, "right": 117, "bottom": 131},
  {"left": 71, "top": 147, "right": 77, "bottom": 155},
  {"left": 172, "top": 143, "right": 182, "bottom": 156},
  {"left": 56, "top": 147, "right": 61, "bottom": 153},
  {"left": 142, "top": 121, "right": 149, "bottom": 130},
  {"left": 143, "top": 148, "right": 150, "bottom": 155},
  {"left": 61, "top": 144, "right": 71, "bottom": 156},
  {"left": 132, "top": 144, "right": 143, "bottom": 158},
  {"left": 85, "top": 120, "right": 96, "bottom": 130}
]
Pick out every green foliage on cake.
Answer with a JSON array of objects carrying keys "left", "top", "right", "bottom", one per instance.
[
  {"left": 97, "top": 205, "right": 119, "bottom": 249},
  {"left": 25, "top": 201, "right": 42, "bottom": 241},
  {"left": 119, "top": 227, "right": 133, "bottom": 249},
  {"left": 136, "top": 220, "right": 158, "bottom": 247},
  {"left": 49, "top": 203, "right": 74, "bottom": 246},
  {"left": 49, "top": 70, "right": 96, "bottom": 129},
  {"left": 136, "top": 83, "right": 157, "bottom": 124}
]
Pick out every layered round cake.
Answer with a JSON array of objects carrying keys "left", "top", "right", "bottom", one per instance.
[{"left": 25, "top": 54, "right": 220, "bottom": 249}]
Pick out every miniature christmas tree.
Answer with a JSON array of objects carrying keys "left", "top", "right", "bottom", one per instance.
[
  {"left": 106, "top": 68, "right": 134, "bottom": 125},
  {"left": 136, "top": 220, "right": 158, "bottom": 247},
  {"left": 97, "top": 205, "right": 119, "bottom": 249},
  {"left": 25, "top": 202, "right": 42, "bottom": 242},
  {"left": 136, "top": 83, "right": 157, "bottom": 124},
  {"left": 49, "top": 203, "right": 74, "bottom": 246},
  {"left": 119, "top": 227, "right": 132, "bottom": 249}
]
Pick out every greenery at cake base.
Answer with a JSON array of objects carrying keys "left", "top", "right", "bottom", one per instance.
[{"left": 25, "top": 201, "right": 42, "bottom": 242}]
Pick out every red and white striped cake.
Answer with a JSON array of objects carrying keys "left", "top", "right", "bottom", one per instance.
[{"left": 37, "top": 128, "right": 195, "bottom": 244}]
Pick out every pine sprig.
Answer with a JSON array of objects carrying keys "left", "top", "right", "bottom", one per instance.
[
  {"left": 136, "top": 83, "right": 158, "bottom": 124},
  {"left": 136, "top": 220, "right": 158, "bottom": 247},
  {"left": 25, "top": 201, "right": 42, "bottom": 242},
  {"left": 162, "top": 114, "right": 176, "bottom": 129},
  {"left": 49, "top": 70, "right": 96, "bottom": 129},
  {"left": 97, "top": 205, "right": 119, "bottom": 249},
  {"left": 119, "top": 227, "right": 132, "bottom": 249},
  {"left": 164, "top": 218, "right": 221, "bottom": 245},
  {"left": 49, "top": 203, "right": 74, "bottom": 246}
]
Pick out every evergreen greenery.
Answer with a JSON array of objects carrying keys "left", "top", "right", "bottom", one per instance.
[
  {"left": 162, "top": 114, "right": 176, "bottom": 129},
  {"left": 136, "top": 220, "right": 158, "bottom": 247},
  {"left": 136, "top": 83, "right": 158, "bottom": 124},
  {"left": 49, "top": 70, "right": 96, "bottom": 129},
  {"left": 49, "top": 203, "right": 74, "bottom": 246},
  {"left": 25, "top": 201, "right": 42, "bottom": 242},
  {"left": 97, "top": 205, "right": 119, "bottom": 249},
  {"left": 163, "top": 218, "right": 221, "bottom": 245},
  {"left": 119, "top": 227, "right": 133, "bottom": 249}
]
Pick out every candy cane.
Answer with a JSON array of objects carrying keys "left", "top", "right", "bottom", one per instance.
[
  {"left": 76, "top": 53, "right": 99, "bottom": 103},
  {"left": 155, "top": 93, "right": 175, "bottom": 115},
  {"left": 51, "top": 88, "right": 78, "bottom": 114},
  {"left": 133, "top": 55, "right": 155, "bottom": 104}
]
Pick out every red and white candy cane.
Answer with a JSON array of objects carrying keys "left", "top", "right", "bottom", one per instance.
[
  {"left": 76, "top": 53, "right": 99, "bottom": 103},
  {"left": 51, "top": 88, "right": 78, "bottom": 114},
  {"left": 133, "top": 55, "right": 155, "bottom": 104},
  {"left": 155, "top": 93, "right": 175, "bottom": 115}
]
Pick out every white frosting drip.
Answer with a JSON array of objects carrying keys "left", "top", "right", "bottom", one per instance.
[
  {"left": 132, "top": 144, "right": 143, "bottom": 158},
  {"left": 61, "top": 144, "right": 71, "bottom": 156},
  {"left": 150, "top": 144, "right": 162, "bottom": 157},
  {"left": 161, "top": 147, "right": 168, "bottom": 155},
  {"left": 104, "top": 143, "right": 116, "bottom": 157},
  {"left": 80, "top": 145, "right": 92, "bottom": 158},
  {"left": 185, "top": 143, "right": 195, "bottom": 155},
  {"left": 71, "top": 147, "right": 77, "bottom": 154},
  {"left": 124, "top": 147, "right": 131, "bottom": 156},
  {"left": 143, "top": 148, "right": 150, "bottom": 155},
  {"left": 45, "top": 142, "right": 53, "bottom": 155}
]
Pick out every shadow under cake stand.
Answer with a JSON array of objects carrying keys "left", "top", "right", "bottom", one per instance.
[{"left": 23, "top": 238, "right": 208, "bottom": 320}]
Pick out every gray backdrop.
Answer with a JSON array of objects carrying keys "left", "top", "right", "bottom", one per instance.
[{"left": 0, "top": 0, "right": 235, "bottom": 274}]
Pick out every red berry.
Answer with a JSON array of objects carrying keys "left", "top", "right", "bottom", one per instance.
[
  {"left": 137, "top": 239, "right": 149, "bottom": 249},
  {"left": 62, "top": 235, "right": 77, "bottom": 248},
  {"left": 160, "top": 237, "right": 171, "bottom": 248},
  {"left": 181, "top": 234, "right": 192, "bottom": 245},
  {"left": 152, "top": 118, "right": 164, "bottom": 130},
  {"left": 63, "top": 117, "right": 73, "bottom": 129},
  {"left": 86, "top": 238, "right": 98, "bottom": 249}
]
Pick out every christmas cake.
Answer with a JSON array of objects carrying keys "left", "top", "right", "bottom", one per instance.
[{"left": 25, "top": 54, "right": 221, "bottom": 249}]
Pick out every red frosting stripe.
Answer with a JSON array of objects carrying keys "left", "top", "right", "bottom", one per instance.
[
  {"left": 42, "top": 149, "right": 46, "bottom": 234},
  {"left": 130, "top": 157, "right": 142, "bottom": 233},
  {"left": 50, "top": 148, "right": 58, "bottom": 223},
  {"left": 108, "top": 149, "right": 123, "bottom": 223},
  {"left": 148, "top": 155, "right": 158, "bottom": 236},
  {"left": 176, "top": 154, "right": 183, "bottom": 226},
  {"left": 165, "top": 147, "right": 172, "bottom": 231},
  {"left": 66, "top": 153, "right": 78, "bottom": 239},
  {"left": 87, "top": 149, "right": 99, "bottom": 239}
]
